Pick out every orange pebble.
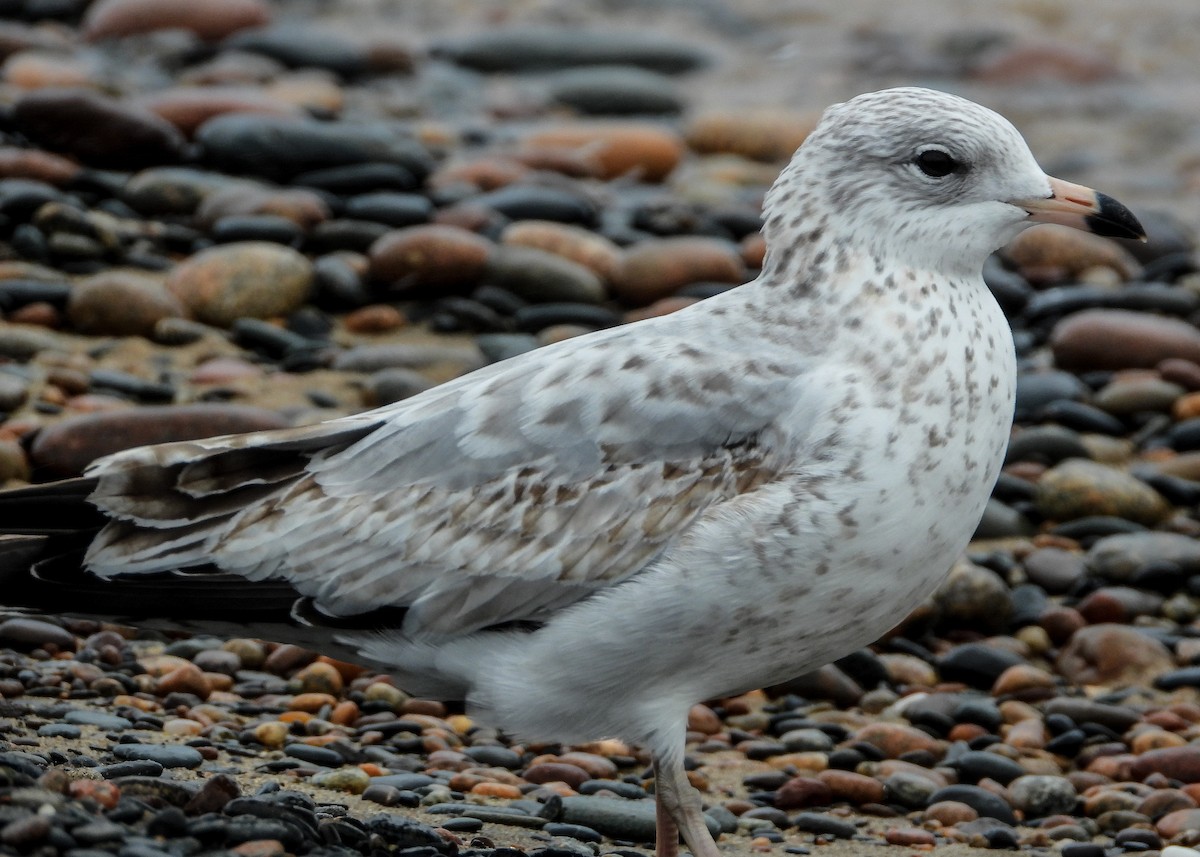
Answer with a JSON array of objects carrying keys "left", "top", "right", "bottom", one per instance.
[{"left": 470, "top": 782, "right": 523, "bottom": 799}]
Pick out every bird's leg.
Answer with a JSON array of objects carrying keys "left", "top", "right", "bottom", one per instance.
[{"left": 653, "top": 748, "right": 721, "bottom": 857}]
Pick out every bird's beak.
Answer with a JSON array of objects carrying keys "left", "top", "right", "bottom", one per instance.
[{"left": 1012, "top": 176, "right": 1145, "bottom": 241}]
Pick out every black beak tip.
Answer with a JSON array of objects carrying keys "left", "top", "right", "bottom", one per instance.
[{"left": 1086, "top": 192, "right": 1147, "bottom": 242}]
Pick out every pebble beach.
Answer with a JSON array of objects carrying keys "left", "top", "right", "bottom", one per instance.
[{"left": 5, "top": 2, "right": 1200, "bottom": 857}]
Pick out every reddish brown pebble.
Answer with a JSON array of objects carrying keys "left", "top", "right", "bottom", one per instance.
[
  {"left": 67, "top": 779, "right": 121, "bottom": 809},
  {"left": 1156, "top": 807, "right": 1200, "bottom": 839},
  {"left": 885, "top": 827, "right": 937, "bottom": 847},
  {"left": 0, "top": 146, "right": 80, "bottom": 184},
  {"left": 344, "top": 304, "right": 406, "bottom": 334},
  {"left": 521, "top": 123, "right": 684, "bottom": 182},
  {"left": 852, "top": 722, "right": 943, "bottom": 759},
  {"left": 925, "top": 800, "right": 979, "bottom": 826},
  {"left": 83, "top": 0, "right": 270, "bottom": 41},
  {"left": 523, "top": 762, "right": 590, "bottom": 789},
  {"left": 1138, "top": 788, "right": 1197, "bottom": 819},
  {"left": 136, "top": 86, "right": 300, "bottom": 138},
  {"left": 29, "top": 405, "right": 289, "bottom": 477},
  {"left": 993, "top": 664, "right": 1057, "bottom": 699},
  {"left": 686, "top": 109, "right": 819, "bottom": 161},
  {"left": 774, "top": 776, "right": 832, "bottom": 810},
  {"left": 0, "top": 439, "right": 30, "bottom": 483},
  {"left": 156, "top": 663, "right": 213, "bottom": 699},
  {"left": 1051, "top": 310, "right": 1200, "bottom": 372},
  {"left": 369, "top": 225, "right": 494, "bottom": 293},
  {"left": 263, "top": 644, "right": 319, "bottom": 675},
  {"left": 67, "top": 271, "right": 185, "bottom": 337},
  {"left": 613, "top": 237, "right": 746, "bottom": 305},
  {"left": 1132, "top": 747, "right": 1200, "bottom": 784},
  {"left": 1039, "top": 606, "right": 1086, "bottom": 645},
  {"left": 1056, "top": 623, "right": 1174, "bottom": 687},
  {"left": 816, "top": 769, "right": 886, "bottom": 805},
  {"left": 688, "top": 703, "right": 722, "bottom": 735},
  {"left": 1161, "top": 358, "right": 1200, "bottom": 392},
  {"left": 290, "top": 692, "right": 337, "bottom": 712}
]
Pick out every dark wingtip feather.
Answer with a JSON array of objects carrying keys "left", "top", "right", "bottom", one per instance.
[{"left": 0, "top": 478, "right": 105, "bottom": 534}]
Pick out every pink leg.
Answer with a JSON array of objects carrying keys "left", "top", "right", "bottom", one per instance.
[{"left": 653, "top": 751, "right": 721, "bottom": 857}]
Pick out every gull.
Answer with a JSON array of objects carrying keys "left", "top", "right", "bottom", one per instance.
[{"left": 0, "top": 87, "right": 1142, "bottom": 857}]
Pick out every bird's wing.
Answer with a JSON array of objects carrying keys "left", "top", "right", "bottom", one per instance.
[{"left": 83, "top": 309, "right": 820, "bottom": 637}]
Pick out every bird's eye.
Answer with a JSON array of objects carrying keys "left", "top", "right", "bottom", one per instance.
[{"left": 913, "top": 147, "right": 959, "bottom": 178}]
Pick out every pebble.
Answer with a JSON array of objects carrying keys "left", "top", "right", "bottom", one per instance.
[
  {"left": 1056, "top": 623, "right": 1174, "bottom": 686},
  {"left": 521, "top": 124, "right": 685, "bottom": 182},
  {"left": 483, "top": 246, "right": 607, "bottom": 304},
  {"left": 167, "top": 241, "right": 314, "bottom": 327},
  {"left": 613, "top": 237, "right": 746, "bottom": 304},
  {"left": 1052, "top": 309, "right": 1200, "bottom": 371},
  {"left": 435, "top": 28, "right": 709, "bottom": 74},
  {"left": 110, "top": 743, "right": 204, "bottom": 769},
  {"left": 30, "top": 404, "right": 289, "bottom": 475},
  {"left": 546, "top": 66, "right": 684, "bottom": 115},
  {"left": 369, "top": 225, "right": 494, "bottom": 294},
  {"left": 67, "top": 271, "right": 186, "bottom": 336},
  {"left": 13, "top": 89, "right": 187, "bottom": 169},
  {"left": 1036, "top": 458, "right": 1172, "bottom": 525},
  {"left": 83, "top": 0, "right": 270, "bottom": 41},
  {"left": 196, "top": 115, "right": 433, "bottom": 183}
]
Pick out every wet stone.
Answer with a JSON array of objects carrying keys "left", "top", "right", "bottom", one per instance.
[
  {"left": 224, "top": 23, "right": 369, "bottom": 77},
  {"left": 0, "top": 617, "right": 76, "bottom": 651},
  {"left": 13, "top": 89, "right": 186, "bottom": 170},
  {"left": 473, "top": 185, "right": 598, "bottom": 226},
  {"left": 82, "top": 0, "right": 270, "bottom": 41},
  {"left": 1036, "top": 459, "right": 1171, "bottom": 525},
  {"left": 167, "top": 241, "right": 314, "bottom": 327},
  {"left": 791, "top": 813, "right": 856, "bottom": 839},
  {"left": 928, "top": 785, "right": 1017, "bottom": 825},
  {"left": 435, "top": 28, "right": 710, "bottom": 74},
  {"left": 1008, "top": 775, "right": 1078, "bottom": 818},
  {"left": 938, "top": 642, "right": 1024, "bottom": 689},
  {"left": 111, "top": 743, "right": 203, "bottom": 769},
  {"left": 197, "top": 115, "right": 434, "bottom": 183},
  {"left": 546, "top": 66, "right": 684, "bottom": 115},
  {"left": 211, "top": 215, "right": 305, "bottom": 246},
  {"left": 484, "top": 246, "right": 606, "bottom": 304},
  {"left": 30, "top": 404, "right": 289, "bottom": 476},
  {"left": 343, "top": 193, "right": 432, "bottom": 228}
]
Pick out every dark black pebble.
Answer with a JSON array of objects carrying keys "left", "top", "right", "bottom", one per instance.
[
  {"left": 928, "top": 785, "right": 1017, "bottom": 825},
  {"left": 790, "top": 813, "right": 855, "bottom": 839},
  {"left": 577, "top": 779, "right": 647, "bottom": 800},
  {"left": 110, "top": 743, "right": 203, "bottom": 769},
  {"left": 367, "top": 814, "right": 456, "bottom": 854},
  {"left": 1061, "top": 843, "right": 1106, "bottom": 857},
  {"left": 0, "top": 278, "right": 71, "bottom": 310},
  {"left": 462, "top": 745, "right": 523, "bottom": 769},
  {"left": 473, "top": 185, "right": 597, "bottom": 226},
  {"left": 434, "top": 28, "right": 709, "bottom": 74},
  {"left": 212, "top": 215, "right": 304, "bottom": 246},
  {"left": 284, "top": 743, "right": 343, "bottom": 768},
  {"left": 440, "top": 816, "right": 485, "bottom": 833},
  {"left": 224, "top": 23, "right": 369, "bottom": 77},
  {"left": 99, "top": 760, "right": 164, "bottom": 779},
  {"left": 514, "top": 303, "right": 621, "bottom": 332},
  {"left": 1037, "top": 400, "right": 1126, "bottom": 436},
  {"left": 295, "top": 162, "right": 421, "bottom": 194},
  {"left": 937, "top": 643, "right": 1024, "bottom": 689},
  {"left": 197, "top": 116, "right": 433, "bottom": 184},
  {"left": 544, "top": 822, "right": 603, "bottom": 842},
  {"left": 946, "top": 750, "right": 1024, "bottom": 785},
  {"left": 344, "top": 192, "right": 433, "bottom": 227},
  {"left": 546, "top": 66, "right": 684, "bottom": 115},
  {"left": 307, "top": 219, "right": 391, "bottom": 254}
]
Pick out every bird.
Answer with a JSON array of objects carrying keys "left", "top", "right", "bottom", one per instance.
[{"left": 0, "top": 87, "right": 1143, "bottom": 857}]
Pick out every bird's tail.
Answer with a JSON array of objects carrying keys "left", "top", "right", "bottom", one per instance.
[{"left": 0, "top": 480, "right": 367, "bottom": 658}]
